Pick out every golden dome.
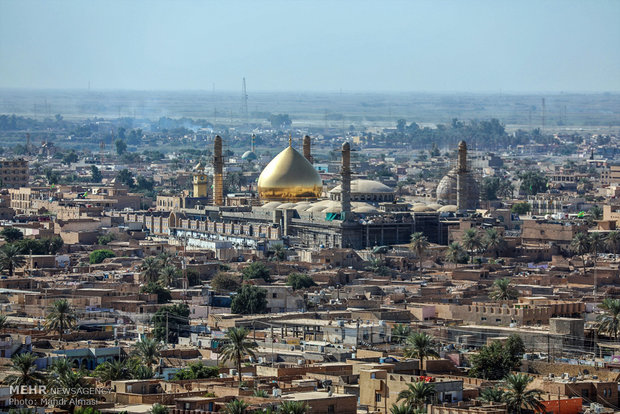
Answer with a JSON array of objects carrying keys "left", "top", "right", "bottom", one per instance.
[{"left": 258, "top": 144, "right": 322, "bottom": 201}]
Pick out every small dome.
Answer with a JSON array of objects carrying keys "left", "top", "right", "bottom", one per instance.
[
  {"left": 352, "top": 203, "right": 379, "bottom": 214},
  {"left": 276, "top": 202, "right": 296, "bottom": 210},
  {"left": 330, "top": 179, "right": 393, "bottom": 194},
  {"left": 241, "top": 151, "right": 257, "bottom": 161},
  {"left": 428, "top": 203, "right": 443, "bottom": 210},
  {"left": 258, "top": 145, "right": 322, "bottom": 201},
  {"left": 261, "top": 201, "right": 282, "bottom": 210},
  {"left": 438, "top": 204, "right": 458, "bottom": 213},
  {"left": 412, "top": 205, "right": 434, "bottom": 212}
]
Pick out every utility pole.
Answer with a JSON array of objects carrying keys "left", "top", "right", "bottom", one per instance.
[{"left": 166, "top": 313, "right": 169, "bottom": 345}]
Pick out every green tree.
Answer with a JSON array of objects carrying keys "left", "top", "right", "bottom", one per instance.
[
  {"left": 62, "top": 151, "right": 78, "bottom": 166},
  {"left": 220, "top": 327, "right": 258, "bottom": 386},
  {"left": 269, "top": 243, "right": 286, "bottom": 275},
  {"left": 141, "top": 256, "right": 163, "bottom": 283},
  {"left": 570, "top": 232, "right": 590, "bottom": 275},
  {"left": 511, "top": 202, "right": 531, "bottom": 215},
  {"left": 366, "top": 257, "right": 390, "bottom": 276},
  {"left": 462, "top": 229, "right": 482, "bottom": 264},
  {"left": 89, "top": 249, "right": 116, "bottom": 264},
  {"left": 403, "top": 333, "right": 439, "bottom": 372},
  {"left": 409, "top": 232, "right": 429, "bottom": 276},
  {"left": 115, "top": 139, "right": 127, "bottom": 156},
  {"left": 518, "top": 171, "right": 547, "bottom": 195},
  {"left": 286, "top": 273, "right": 317, "bottom": 290},
  {"left": 469, "top": 335, "right": 524, "bottom": 380},
  {"left": 606, "top": 231, "right": 620, "bottom": 255},
  {"left": 242, "top": 261, "right": 271, "bottom": 282},
  {"left": 502, "top": 373, "right": 545, "bottom": 414},
  {"left": 5, "top": 353, "right": 45, "bottom": 387},
  {"left": 231, "top": 285, "right": 268, "bottom": 315},
  {"left": 277, "top": 401, "right": 309, "bottom": 414},
  {"left": 74, "top": 408, "right": 102, "bottom": 414},
  {"left": 590, "top": 205, "right": 603, "bottom": 220},
  {"left": 389, "top": 402, "right": 417, "bottom": 414},
  {"left": 94, "top": 359, "right": 132, "bottom": 382},
  {"left": 391, "top": 324, "right": 412, "bottom": 344},
  {"left": 149, "top": 404, "right": 168, "bottom": 414},
  {"left": 478, "top": 387, "right": 506, "bottom": 403},
  {"left": 445, "top": 242, "right": 467, "bottom": 266},
  {"left": 132, "top": 337, "right": 161, "bottom": 368},
  {"left": 396, "top": 381, "right": 436, "bottom": 410},
  {"left": 597, "top": 298, "right": 620, "bottom": 339},
  {"left": 152, "top": 303, "right": 190, "bottom": 343},
  {"left": 211, "top": 272, "right": 241, "bottom": 293},
  {"left": 483, "top": 228, "right": 504, "bottom": 258},
  {"left": 90, "top": 165, "right": 102, "bottom": 183},
  {"left": 172, "top": 362, "right": 219, "bottom": 380},
  {"left": 0, "top": 227, "right": 23, "bottom": 243},
  {"left": 159, "top": 265, "right": 180, "bottom": 287},
  {"left": 0, "top": 244, "right": 25, "bottom": 276},
  {"left": 223, "top": 400, "right": 248, "bottom": 414},
  {"left": 489, "top": 278, "right": 518, "bottom": 301},
  {"left": 97, "top": 233, "right": 116, "bottom": 245},
  {"left": 45, "top": 299, "right": 77, "bottom": 341},
  {"left": 116, "top": 168, "right": 134, "bottom": 187},
  {"left": 140, "top": 281, "right": 172, "bottom": 304},
  {"left": 589, "top": 232, "right": 606, "bottom": 274}
]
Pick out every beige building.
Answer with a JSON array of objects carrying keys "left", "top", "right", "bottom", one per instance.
[{"left": 0, "top": 158, "right": 28, "bottom": 188}]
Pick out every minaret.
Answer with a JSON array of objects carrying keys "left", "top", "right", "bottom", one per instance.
[
  {"left": 251, "top": 134, "right": 256, "bottom": 153},
  {"left": 341, "top": 142, "right": 351, "bottom": 219},
  {"left": 303, "top": 135, "right": 313, "bottom": 164},
  {"left": 456, "top": 140, "right": 468, "bottom": 210},
  {"left": 213, "top": 135, "right": 224, "bottom": 206}
]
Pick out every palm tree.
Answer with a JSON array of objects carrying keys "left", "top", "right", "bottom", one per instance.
[
  {"left": 149, "top": 404, "right": 169, "bottom": 414},
  {"left": 46, "top": 369, "right": 90, "bottom": 411},
  {"left": 220, "top": 327, "right": 258, "bottom": 386},
  {"left": 45, "top": 299, "right": 77, "bottom": 341},
  {"left": 462, "top": 229, "right": 482, "bottom": 264},
  {"left": 157, "top": 251, "right": 174, "bottom": 268},
  {"left": 269, "top": 243, "right": 286, "bottom": 275},
  {"left": 606, "top": 231, "right": 620, "bottom": 255},
  {"left": 132, "top": 337, "right": 161, "bottom": 368},
  {"left": 391, "top": 324, "right": 412, "bottom": 344},
  {"left": 396, "top": 381, "right": 436, "bottom": 410},
  {"left": 403, "top": 333, "right": 439, "bottom": 372},
  {"left": 223, "top": 399, "right": 248, "bottom": 414},
  {"left": 0, "top": 244, "right": 25, "bottom": 276},
  {"left": 489, "top": 278, "right": 518, "bottom": 301},
  {"left": 597, "top": 298, "right": 620, "bottom": 339},
  {"left": 159, "top": 265, "right": 179, "bottom": 287},
  {"left": 570, "top": 232, "right": 590, "bottom": 275},
  {"left": 502, "top": 373, "right": 545, "bottom": 414},
  {"left": 478, "top": 387, "right": 506, "bottom": 403},
  {"left": 445, "top": 242, "right": 465, "bottom": 266},
  {"left": 48, "top": 358, "right": 73, "bottom": 378},
  {"left": 409, "top": 232, "right": 429, "bottom": 276},
  {"left": 389, "top": 402, "right": 417, "bottom": 414},
  {"left": 141, "top": 256, "right": 162, "bottom": 283},
  {"left": 483, "top": 228, "right": 504, "bottom": 258},
  {"left": 5, "top": 352, "right": 45, "bottom": 386},
  {"left": 94, "top": 359, "right": 132, "bottom": 382},
  {"left": 277, "top": 401, "right": 309, "bottom": 414}
]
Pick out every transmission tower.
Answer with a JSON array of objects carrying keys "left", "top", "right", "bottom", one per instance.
[{"left": 241, "top": 77, "right": 249, "bottom": 125}]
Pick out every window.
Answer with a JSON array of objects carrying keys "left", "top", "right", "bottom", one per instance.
[
  {"left": 272, "top": 293, "right": 277, "bottom": 298},
  {"left": 375, "top": 394, "right": 381, "bottom": 402},
  {"left": 328, "top": 405, "right": 334, "bottom": 414},
  {"left": 581, "top": 389, "right": 589, "bottom": 398}
]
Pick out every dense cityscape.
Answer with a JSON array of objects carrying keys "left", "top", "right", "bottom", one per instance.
[{"left": 1, "top": 1, "right": 620, "bottom": 414}]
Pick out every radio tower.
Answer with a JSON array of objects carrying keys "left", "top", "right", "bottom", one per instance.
[{"left": 241, "top": 77, "right": 248, "bottom": 126}]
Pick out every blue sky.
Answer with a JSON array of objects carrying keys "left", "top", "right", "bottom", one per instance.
[{"left": 1, "top": 0, "right": 618, "bottom": 92}]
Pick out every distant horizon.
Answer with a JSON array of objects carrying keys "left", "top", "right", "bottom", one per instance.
[{"left": 2, "top": 87, "right": 619, "bottom": 96}]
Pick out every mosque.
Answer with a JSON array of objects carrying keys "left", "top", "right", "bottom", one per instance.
[{"left": 121, "top": 137, "right": 479, "bottom": 250}]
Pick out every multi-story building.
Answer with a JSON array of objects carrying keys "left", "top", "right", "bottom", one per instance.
[{"left": 0, "top": 158, "right": 28, "bottom": 188}]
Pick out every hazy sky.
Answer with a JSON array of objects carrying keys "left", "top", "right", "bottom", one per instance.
[{"left": 1, "top": 0, "right": 619, "bottom": 92}]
